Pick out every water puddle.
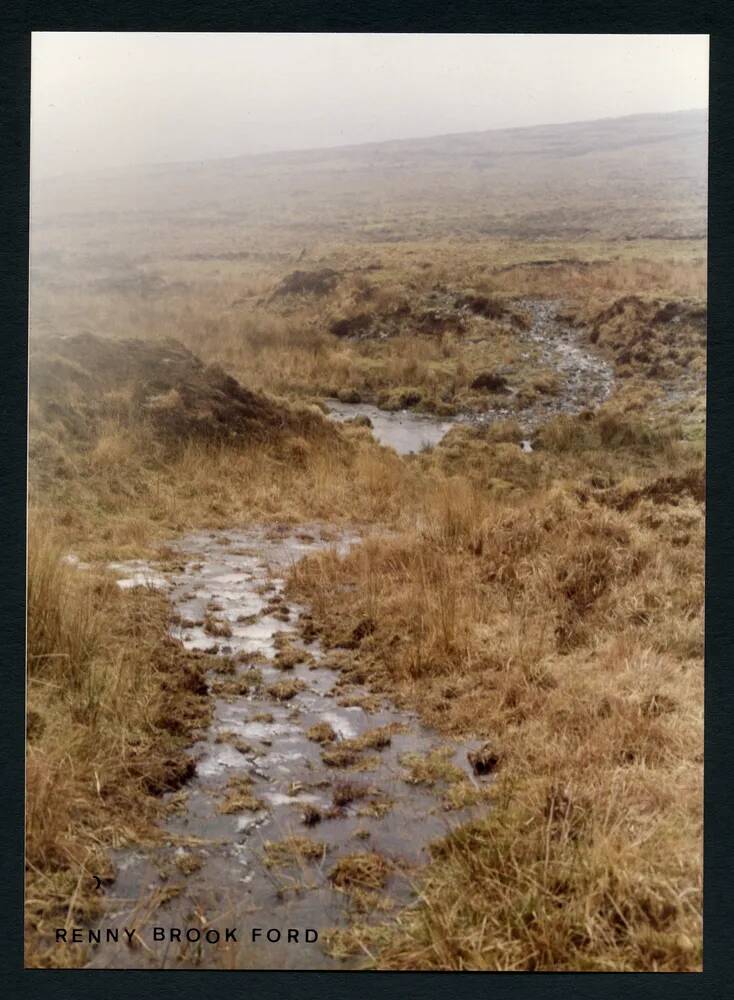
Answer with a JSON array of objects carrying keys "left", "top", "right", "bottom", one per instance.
[
  {"left": 108, "top": 560, "right": 169, "bottom": 590},
  {"left": 327, "top": 400, "right": 454, "bottom": 455},
  {"left": 89, "top": 526, "right": 490, "bottom": 969}
]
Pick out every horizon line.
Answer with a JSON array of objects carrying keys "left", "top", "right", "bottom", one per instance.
[{"left": 34, "top": 105, "right": 708, "bottom": 185}]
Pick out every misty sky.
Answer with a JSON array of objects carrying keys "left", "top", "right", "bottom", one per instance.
[{"left": 31, "top": 33, "right": 709, "bottom": 178}]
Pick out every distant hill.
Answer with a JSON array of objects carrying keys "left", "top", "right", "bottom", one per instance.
[{"left": 32, "top": 110, "right": 707, "bottom": 247}]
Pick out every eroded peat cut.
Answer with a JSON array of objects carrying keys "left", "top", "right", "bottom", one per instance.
[{"left": 86, "top": 527, "right": 491, "bottom": 969}]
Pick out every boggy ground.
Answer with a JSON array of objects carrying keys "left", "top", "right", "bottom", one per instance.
[
  {"left": 81, "top": 527, "right": 495, "bottom": 971},
  {"left": 27, "top": 235, "right": 704, "bottom": 970},
  {"left": 31, "top": 234, "right": 705, "bottom": 418}
]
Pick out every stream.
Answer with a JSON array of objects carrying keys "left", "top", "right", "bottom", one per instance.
[
  {"left": 88, "top": 526, "right": 489, "bottom": 969},
  {"left": 328, "top": 299, "right": 614, "bottom": 453}
]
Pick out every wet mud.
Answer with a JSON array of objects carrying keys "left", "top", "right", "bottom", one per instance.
[{"left": 88, "top": 527, "right": 490, "bottom": 969}]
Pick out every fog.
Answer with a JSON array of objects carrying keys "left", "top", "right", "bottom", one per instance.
[{"left": 32, "top": 33, "right": 708, "bottom": 179}]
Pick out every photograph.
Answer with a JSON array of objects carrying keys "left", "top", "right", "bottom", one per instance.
[{"left": 25, "top": 31, "right": 707, "bottom": 970}]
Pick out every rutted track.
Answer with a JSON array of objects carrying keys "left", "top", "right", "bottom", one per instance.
[
  {"left": 87, "top": 526, "right": 490, "bottom": 969},
  {"left": 505, "top": 298, "right": 615, "bottom": 427}
]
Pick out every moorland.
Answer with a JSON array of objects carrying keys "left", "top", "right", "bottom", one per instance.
[{"left": 26, "top": 109, "right": 706, "bottom": 970}]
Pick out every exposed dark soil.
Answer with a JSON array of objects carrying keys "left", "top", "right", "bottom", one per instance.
[
  {"left": 29, "top": 334, "right": 336, "bottom": 485},
  {"left": 328, "top": 290, "right": 527, "bottom": 343}
]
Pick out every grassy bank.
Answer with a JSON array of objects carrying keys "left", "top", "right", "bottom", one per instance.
[{"left": 289, "top": 410, "right": 703, "bottom": 970}]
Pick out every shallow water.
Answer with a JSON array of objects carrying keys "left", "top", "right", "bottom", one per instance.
[
  {"left": 88, "top": 526, "right": 489, "bottom": 969},
  {"left": 327, "top": 300, "right": 614, "bottom": 452},
  {"left": 327, "top": 400, "right": 454, "bottom": 454}
]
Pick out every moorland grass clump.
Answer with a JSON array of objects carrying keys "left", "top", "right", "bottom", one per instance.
[{"left": 25, "top": 514, "right": 211, "bottom": 967}]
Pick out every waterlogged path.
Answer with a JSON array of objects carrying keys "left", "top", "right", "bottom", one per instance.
[
  {"left": 90, "top": 527, "right": 489, "bottom": 969},
  {"left": 328, "top": 299, "right": 614, "bottom": 453}
]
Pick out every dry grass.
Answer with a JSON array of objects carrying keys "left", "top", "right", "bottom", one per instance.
[
  {"left": 320, "top": 726, "right": 396, "bottom": 772},
  {"left": 287, "top": 408, "right": 703, "bottom": 971},
  {"left": 307, "top": 722, "right": 337, "bottom": 744},
  {"left": 365, "top": 773, "right": 701, "bottom": 971},
  {"left": 266, "top": 679, "right": 306, "bottom": 702},
  {"left": 174, "top": 852, "right": 204, "bottom": 876},
  {"left": 262, "top": 837, "right": 327, "bottom": 868},
  {"left": 25, "top": 512, "right": 211, "bottom": 967},
  {"left": 30, "top": 238, "right": 705, "bottom": 424},
  {"left": 216, "top": 775, "right": 264, "bottom": 815},
  {"left": 329, "top": 852, "right": 390, "bottom": 892}
]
